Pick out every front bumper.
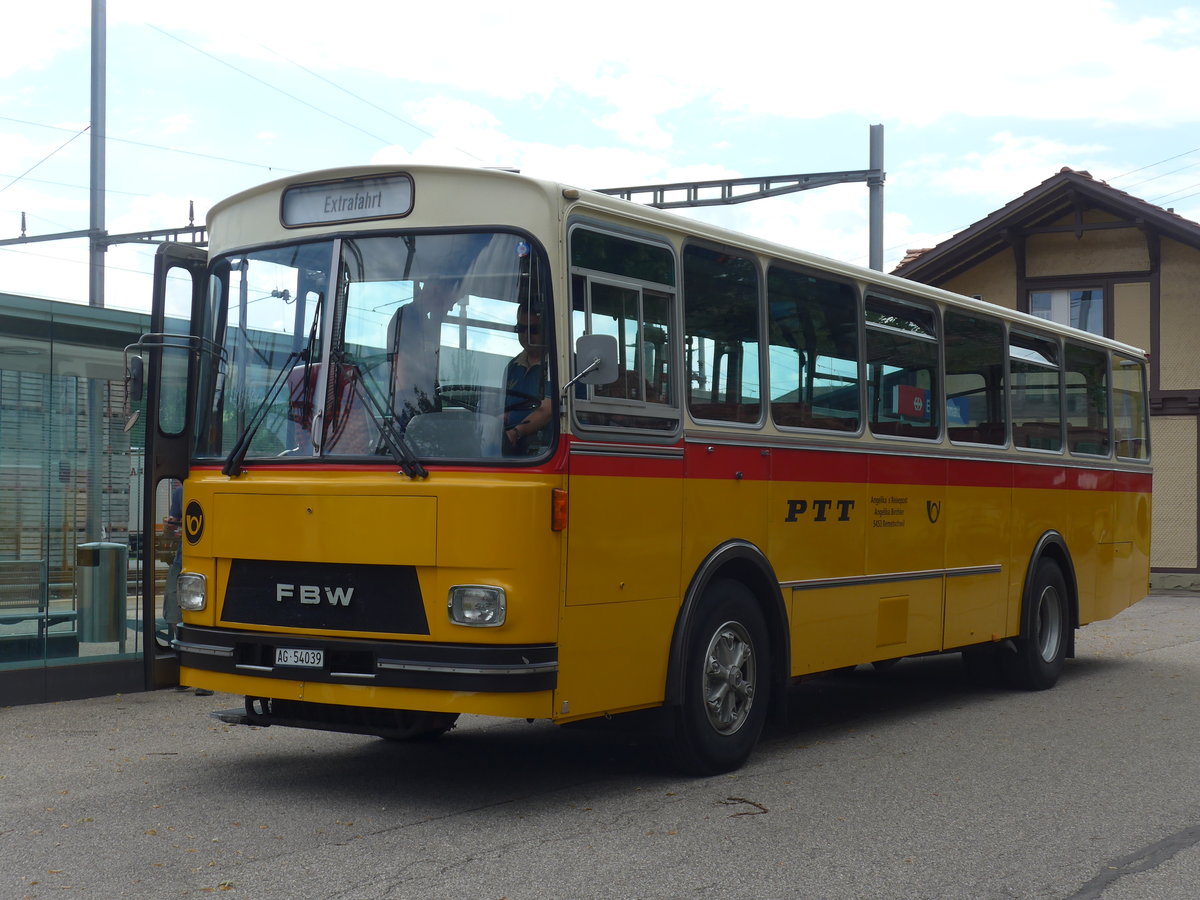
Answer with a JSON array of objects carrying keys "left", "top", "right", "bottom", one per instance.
[{"left": 175, "top": 624, "right": 558, "bottom": 693}]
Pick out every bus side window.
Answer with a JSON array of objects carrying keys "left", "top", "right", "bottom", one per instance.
[
  {"left": 684, "top": 244, "right": 761, "bottom": 425},
  {"left": 1065, "top": 342, "right": 1111, "bottom": 456},
  {"left": 1113, "top": 354, "right": 1149, "bottom": 460},
  {"left": 1009, "top": 329, "right": 1063, "bottom": 452},
  {"left": 865, "top": 295, "right": 939, "bottom": 440},
  {"left": 767, "top": 265, "right": 860, "bottom": 432},
  {"left": 569, "top": 227, "right": 679, "bottom": 433},
  {"left": 944, "top": 310, "right": 1006, "bottom": 445}
]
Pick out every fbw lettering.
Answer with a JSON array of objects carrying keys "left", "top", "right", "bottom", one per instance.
[
  {"left": 275, "top": 584, "right": 354, "bottom": 606},
  {"left": 784, "top": 499, "right": 855, "bottom": 522}
]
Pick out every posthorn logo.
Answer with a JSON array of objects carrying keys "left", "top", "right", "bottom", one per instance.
[{"left": 184, "top": 501, "right": 204, "bottom": 544}]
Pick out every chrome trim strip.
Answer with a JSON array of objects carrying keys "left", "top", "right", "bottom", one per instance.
[
  {"left": 376, "top": 658, "right": 559, "bottom": 676},
  {"left": 235, "top": 663, "right": 273, "bottom": 672},
  {"left": 784, "top": 564, "right": 1002, "bottom": 592},
  {"left": 328, "top": 671, "right": 376, "bottom": 679},
  {"left": 176, "top": 640, "right": 235, "bottom": 658},
  {"left": 569, "top": 441, "right": 684, "bottom": 459}
]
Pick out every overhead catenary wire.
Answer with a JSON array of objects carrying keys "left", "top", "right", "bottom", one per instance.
[
  {"left": 0, "top": 115, "right": 298, "bottom": 176},
  {"left": 1104, "top": 146, "right": 1200, "bottom": 184},
  {"left": 148, "top": 25, "right": 396, "bottom": 147},
  {"left": 0, "top": 125, "right": 91, "bottom": 196},
  {"left": 260, "top": 44, "right": 488, "bottom": 165}
]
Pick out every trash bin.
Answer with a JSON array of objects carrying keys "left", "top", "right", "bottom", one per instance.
[{"left": 77, "top": 542, "right": 128, "bottom": 643}]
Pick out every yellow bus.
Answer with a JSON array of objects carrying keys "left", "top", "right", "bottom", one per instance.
[{"left": 135, "top": 165, "right": 1151, "bottom": 774}]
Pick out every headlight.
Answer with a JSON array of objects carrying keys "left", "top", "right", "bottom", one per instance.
[
  {"left": 448, "top": 585, "right": 506, "bottom": 627},
  {"left": 178, "top": 573, "right": 207, "bottom": 611}
]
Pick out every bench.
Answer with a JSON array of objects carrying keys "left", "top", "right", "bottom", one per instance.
[{"left": 0, "top": 559, "right": 80, "bottom": 660}]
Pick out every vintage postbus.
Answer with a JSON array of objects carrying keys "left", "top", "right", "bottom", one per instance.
[{"left": 133, "top": 165, "right": 1151, "bottom": 773}]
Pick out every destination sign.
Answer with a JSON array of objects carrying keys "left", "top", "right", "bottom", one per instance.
[{"left": 281, "top": 174, "right": 414, "bottom": 226}]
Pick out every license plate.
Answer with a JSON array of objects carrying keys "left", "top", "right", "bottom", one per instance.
[{"left": 275, "top": 647, "right": 324, "bottom": 668}]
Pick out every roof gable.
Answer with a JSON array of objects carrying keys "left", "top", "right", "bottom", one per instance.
[{"left": 892, "top": 168, "right": 1200, "bottom": 283}]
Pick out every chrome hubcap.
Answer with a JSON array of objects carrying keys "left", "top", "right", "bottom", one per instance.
[
  {"left": 1035, "top": 584, "right": 1063, "bottom": 663},
  {"left": 702, "top": 620, "right": 756, "bottom": 735}
]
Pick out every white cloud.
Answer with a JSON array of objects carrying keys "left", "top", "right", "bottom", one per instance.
[
  {"left": 370, "top": 97, "right": 673, "bottom": 188},
  {"left": 0, "top": 2, "right": 87, "bottom": 79},
  {"left": 912, "top": 132, "right": 1113, "bottom": 203},
  {"left": 111, "top": 0, "right": 1200, "bottom": 133},
  {"left": 7, "top": 0, "right": 1200, "bottom": 306},
  {"left": 160, "top": 114, "right": 192, "bottom": 135}
]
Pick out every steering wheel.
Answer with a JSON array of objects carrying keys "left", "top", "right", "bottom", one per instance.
[{"left": 436, "top": 384, "right": 542, "bottom": 413}]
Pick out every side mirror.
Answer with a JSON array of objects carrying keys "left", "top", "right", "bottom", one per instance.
[
  {"left": 127, "top": 354, "right": 145, "bottom": 402},
  {"left": 572, "top": 333, "right": 619, "bottom": 386},
  {"left": 123, "top": 354, "right": 145, "bottom": 433}
]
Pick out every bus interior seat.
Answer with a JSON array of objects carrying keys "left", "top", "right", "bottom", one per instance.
[
  {"left": 1014, "top": 421, "right": 1062, "bottom": 450},
  {"left": 1068, "top": 426, "right": 1110, "bottom": 455},
  {"left": 948, "top": 422, "right": 1006, "bottom": 445}
]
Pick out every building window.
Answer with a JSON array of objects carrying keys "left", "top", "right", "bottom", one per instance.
[{"left": 1030, "top": 288, "right": 1104, "bottom": 335}]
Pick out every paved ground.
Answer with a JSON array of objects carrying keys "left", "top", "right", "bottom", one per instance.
[{"left": 3, "top": 592, "right": 1199, "bottom": 899}]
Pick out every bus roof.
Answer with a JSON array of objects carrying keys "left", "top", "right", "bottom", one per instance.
[{"left": 206, "top": 164, "right": 1147, "bottom": 359}]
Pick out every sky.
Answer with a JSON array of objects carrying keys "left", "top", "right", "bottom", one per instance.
[{"left": 2, "top": 0, "right": 1200, "bottom": 314}]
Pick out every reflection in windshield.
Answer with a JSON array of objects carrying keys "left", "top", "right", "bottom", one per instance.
[{"left": 194, "top": 232, "right": 554, "bottom": 465}]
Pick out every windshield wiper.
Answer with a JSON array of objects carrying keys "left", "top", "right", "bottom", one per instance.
[
  {"left": 338, "top": 349, "right": 427, "bottom": 479},
  {"left": 221, "top": 347, "right": 305, "bottom": 477},
  {"left": 223, "top": 291, "right": 323, "bottom": 477}
]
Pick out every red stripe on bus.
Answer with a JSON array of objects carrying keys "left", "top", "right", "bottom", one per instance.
[
  {"left": 193, "top": 444, "right": 1151, "bottom": 493},
  {"left": 570, "top": 442, "right": 1151, "bottom": 493}
]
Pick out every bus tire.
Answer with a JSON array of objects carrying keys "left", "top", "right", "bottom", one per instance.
[
  {"left": 671, "top": 579, "right": 770, "bottom": 776},
  {"left": 1002, "top": 559, "right": 1069, "bottom": 691}
]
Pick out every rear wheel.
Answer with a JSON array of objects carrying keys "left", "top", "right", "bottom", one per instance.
[
  {"left": 1002, "top": 559, "right": 1069, "bottom": 690},
  {"left": 671, "top": 579, "right": 770, "bottom": 775}
]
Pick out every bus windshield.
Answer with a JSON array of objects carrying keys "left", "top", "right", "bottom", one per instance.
[{"left": 194, "top": 231, "right": 554, "bottom": 465}]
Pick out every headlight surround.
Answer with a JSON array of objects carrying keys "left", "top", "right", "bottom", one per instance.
[
  {"left": 178, "top": 573, "right": 207, "bottom": 611},
  {"left": 447, "top": 585, "right": 506, "bottom": 627}
]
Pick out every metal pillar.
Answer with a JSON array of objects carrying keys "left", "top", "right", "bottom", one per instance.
[
  {"left": 89, "top": 0, "right": 106, "bottom": 309},
  {"left": 868, "top": 124, "right": 884, "bottom": 272},
  {"left": 86, "top": 0, "right": 106, "bottom": 544}
]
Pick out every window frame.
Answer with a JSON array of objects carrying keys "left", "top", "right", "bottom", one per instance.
[
  {"left": 682, "top": 240, "right": 766, "bottom": 429},
  {"left": 567, "top": 221, "right": 681, "bottom": 441},
  {"left": 1063, "top": 339, "right": 1112, "bottom": 458},
  {"left": 943, "top": 308, "right": 1008, "bottom": 448},
  {"left": 765, "top": 261, "right": 864, "bottom": 436},
  {"left": 1008, "top": 326, "right": 1066, "bottom": 455},
  {"left": 863, "top": 292, "right": 942, "bottom": 442}
]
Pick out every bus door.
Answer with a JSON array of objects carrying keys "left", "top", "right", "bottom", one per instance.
[
  {"left": 558, "top": 263, "right": 683, "bottom": 719},
  {"left": 941, "top": 310, "right": 1012, "bottom": 649},
  {"left": 127, "top": 242, "right": 208, "bottom": 689},
  {"left": 862, "top": 295, "right": 946, "bottom": 662}
]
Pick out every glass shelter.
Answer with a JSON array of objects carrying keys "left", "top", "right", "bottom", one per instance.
[{"left": 0, "top": 292, "right": 176, "bottom": 705}]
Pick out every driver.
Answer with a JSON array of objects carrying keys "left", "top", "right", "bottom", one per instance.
[{"left": 503, "top": 302, "right": 552, "bottom": 454}]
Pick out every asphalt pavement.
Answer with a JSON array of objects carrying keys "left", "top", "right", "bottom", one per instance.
[{"left": 3, "top": 591, "right": 1200, "bottom": 900}]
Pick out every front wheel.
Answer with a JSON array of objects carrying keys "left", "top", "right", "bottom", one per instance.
[
  {"left": 1002, "top": 559, "right": 1069, "bottom": 691},
  {"left": 671, "top": 580, "right": 771, "bottom": 775}
]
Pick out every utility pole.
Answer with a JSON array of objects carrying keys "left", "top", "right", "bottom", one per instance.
[
  {"left": 89, "top": 0, "right": 106, "bottom": 309},
  {"left": 868, "top": 123, "right": 884, "bottom": 271},
  {"left": 85, "top": 0, "right": 106, "bottom": 544}
]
